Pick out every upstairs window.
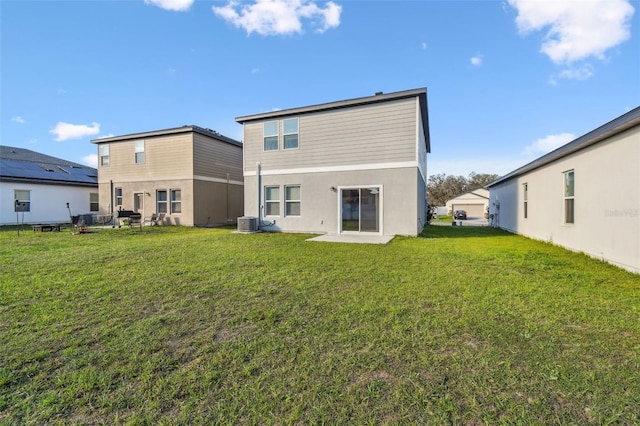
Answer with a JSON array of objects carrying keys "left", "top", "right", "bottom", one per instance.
[
  {"left": 100, "top": 144, "right": 110, "bottom": 166},
  {"left": 564, "top": 170, "right": 574, "bottom": 224},
  {"left": 264, "top": 121, "right": 279, "bottom": 151},
  {"left": 265, "top": 186, "right": 280, "bottom": 216},
  {"left": 134, "top": 141, "right": 145, "bottom": 164},
  {"left": 283, "top": 118, "right": 299, "bottom": 149},
  {"left": 14, "top": 190, "right": 30, "bottom": 212}
]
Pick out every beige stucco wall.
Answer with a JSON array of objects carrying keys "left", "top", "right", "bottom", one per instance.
[{"left": 489, "top": 125, "right": 640, "bottom": 273}]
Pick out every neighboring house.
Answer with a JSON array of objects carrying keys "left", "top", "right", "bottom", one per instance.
[
  {"left": 487, "top": 106, "right": 640, "bottom": 274},
  {"left": 91, "top": 125, "right": 243, "bottom": 227},
  {"left": 446, "top": 188, "right": 489, "bottom": 218},
  {"left": 0, "top": 145, "right": 98, "bottom": 225},
  {"left": 235, "top": 88, "right": 430, "bottom": 236}
]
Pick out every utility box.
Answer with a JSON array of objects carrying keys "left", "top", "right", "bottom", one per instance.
[{"left": 237, "top": 216, "right": 258, "bottom": 233}]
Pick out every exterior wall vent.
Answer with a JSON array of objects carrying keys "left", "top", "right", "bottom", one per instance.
[{"left": 237, "top": 216, "right": 258, "bottom": 233}]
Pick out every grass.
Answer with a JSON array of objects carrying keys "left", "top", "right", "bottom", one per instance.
[{"left": 1, "top": 225, "right": 639, "bottom": 425}]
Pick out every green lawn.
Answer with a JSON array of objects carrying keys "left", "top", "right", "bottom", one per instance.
[{"left": 1, "top": 225, "right": 639, "bottom": 425}]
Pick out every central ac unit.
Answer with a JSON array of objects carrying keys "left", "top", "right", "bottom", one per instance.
[{"left": 237, "top": 216, "right": 258, "bottom": 233}]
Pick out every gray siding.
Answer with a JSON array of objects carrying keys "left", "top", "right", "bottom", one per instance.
[
  {"left": 244, "top": 98, "right": 418, "bottom": 172},
  {"left": 193, "top": 133, "right": 243, "bottom": 183}
]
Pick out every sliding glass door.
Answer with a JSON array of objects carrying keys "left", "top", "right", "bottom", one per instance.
[{"left": 341, "top": 187, "right": 380, "bottom": 233}]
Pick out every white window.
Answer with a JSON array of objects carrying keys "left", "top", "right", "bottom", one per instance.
[
  {"left": 283, "top": 118, "right": 299, "bottom": 149},
  {"left": 90, "top": 193, "right": 99, "bottom": 212},
  {"left": 264, "top": 121, "right": 279, "bottom": 151},
  {"left": 157, "top": 190, "right": 167, "bottom": 214},
  {"left": 564, "top": 170, "right": 574, "bottom": 224},
  {"left": 100, "top": 144, "right": 110, "bottom": 166},
  {"left": 134, "top": 141, "right": 145, "bottom": 164},
  {"left": 265, "top": 186, "right": 280, "bottom": 216},
  {"left": 170, "top": 189, "right": 181, "bottom": 214},
  {"left": 115, "top": 188, "right": 123, "bottom": 207},
  {"left": 285, "top": 185, "right": 301, "bottom": 216},
  {"left": 523, "top": 183, "right": 528, "bottom": 219},
  {"left": 14, "top": 190, "right": 30, "bottom": 212}
]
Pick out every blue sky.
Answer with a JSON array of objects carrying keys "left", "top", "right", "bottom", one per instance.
[{"left": 2, "top": 0, "right": 638, "bottom": 178}]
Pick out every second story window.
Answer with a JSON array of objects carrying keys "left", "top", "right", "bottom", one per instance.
[
  {"left": 134, "top": 141, "right": 145, "bottom": 164},
  {"left": 100, "top": 144, "right": 110, "bottom": 166},
  {"left": 283, "top": 118, "right": 299, "bottom": 149},
  {"left": 264, "top": 121, "right": 279, "bottom": 151}
]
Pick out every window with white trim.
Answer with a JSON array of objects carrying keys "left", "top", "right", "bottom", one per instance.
[
  {"left": 265, "top": 186, "right": 280, "bottom": 216},
  {"left": 170, "top": 189, "right": 181, "bottom": 214},
  {"left": 523, "top": 183, "right": 528, "bottom": 219},
  {"left": 14, "top": 190, "right": 30, "bottom": 212},
  {"left": 264, "top": 121, "right": 279, "bottom": 151},
  {"left": 100, "top": 144, "right": 110, "bottom": 166},
  {"left": 285, "top": 185, "right": 301, "bottom": 216},
  {"left": 134, "top": 140, "right": 145, "bottom": 164},
  {"left": 283, "top": 118, "right": 299, "bottom": 149},
  {"left": 157, "top": 190, "right": 167, "bottom": 214},
  {"left": 115, "top": 188, "right": 123, "bottom": 207},
  {"left": 564, "top": 170, "right": 574, "bottom": 224},
  {"left": 90, "top": 193, "right": 99, "bottom": 212}
]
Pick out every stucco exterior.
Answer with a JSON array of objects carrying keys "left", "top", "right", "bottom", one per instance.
[
  {"left": 236, "top": 88, "right": 430, "bottom": 236},
  {"left": 92, "top": 126, "right": 243, "bottom": 227},
  {"left": 488, "top": 107, "right": 640, "bottom": 274},
  {"left": 0, "top": 146, "right": 98, "bottom": 225}
]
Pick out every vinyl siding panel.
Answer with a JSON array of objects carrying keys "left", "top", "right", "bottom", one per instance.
[
  {"left": 244, "top": 98, "right": 418, "bottom": 172},
  {"left": 97, "top": 134, "right": 194, "bottom": 183},
  {"left": 193, "top": 134, "right": 243, "bottom": 183}
]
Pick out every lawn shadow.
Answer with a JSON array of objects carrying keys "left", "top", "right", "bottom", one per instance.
[{"left": 419, "top": 224, "right": 511, "bottom": 239}]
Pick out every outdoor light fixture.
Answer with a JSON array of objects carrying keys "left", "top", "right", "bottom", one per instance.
[{"left": 330, "top": 186, "right": 337, "bottom": 192}]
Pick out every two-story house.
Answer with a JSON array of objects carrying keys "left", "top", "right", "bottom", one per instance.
[
  {"left": 91, "top": 125, "right": 243, "bottom": 227},
  {"left": 235, "top": 88, "right": 430, "bottom": 237}
]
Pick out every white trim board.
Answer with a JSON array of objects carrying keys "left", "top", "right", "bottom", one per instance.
[{"left": 244, "top": 161, "right": 418, "bottom": 177}]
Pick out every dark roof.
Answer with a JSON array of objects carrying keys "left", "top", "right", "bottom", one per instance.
[
  {"left": 0, "top": 146, "right": 98, "bottom": 187},
  {"left": 91, "top": 125, "right": 242, "bottom": 147},
  {"left": 488, "top": 106, "right": 640, "bottom": 187},
  {"left": 235, "top": 88, "right": 431, "bottom": 152}
]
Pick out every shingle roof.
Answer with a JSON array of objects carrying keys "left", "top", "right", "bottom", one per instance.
[
  {"left": 488, "top": 106, "right": 640, "bottom": 187},
  {"left": 91, "top": 125, "right": 242, "bottom": 147},
  {"left": 0, "top": 146, "right": 98, "bottom": 187},
  {"left": 235, "top": 88, "right": 431, "bottom": 152}
]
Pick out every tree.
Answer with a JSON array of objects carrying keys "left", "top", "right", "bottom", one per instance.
[{"left": 427, "top": 171, "right": 500, "bottom": 206}]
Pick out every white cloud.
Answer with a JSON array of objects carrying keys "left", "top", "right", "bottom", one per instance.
[
  {"left": 50, "top": 122, "right": 101, "bottom": 142},
  {"left": 95, "top": 133, "right": 115, "bottom": 139},
  {"left": 213, "top": 0, "right": 342, "bottom": 36},
  {"left": 11, "top": 116, "right": 26, "bottom": 124},
  {"left": 509, "top": 0, "right": 635, "bottom": 64},
  {"left": 422, "top": 42, "right": 427, "bottom": 50},
  {"left": 524, "top": 132, "right": 575, "bottom": 155},
  {"left": 470, "top": 54, "right": 483, "bottom": 66},
  {"left": 549, "top": 64, "right": 594, "bottom": 84},
  {"left": 251, "top": 67, "right": 261, "bottom": 74},
  {"left": 145, "top": 0, "right": 193, "bottom": 11},
  {"left": 83, "top": 154, "right": 98, "bottom": 167}
]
